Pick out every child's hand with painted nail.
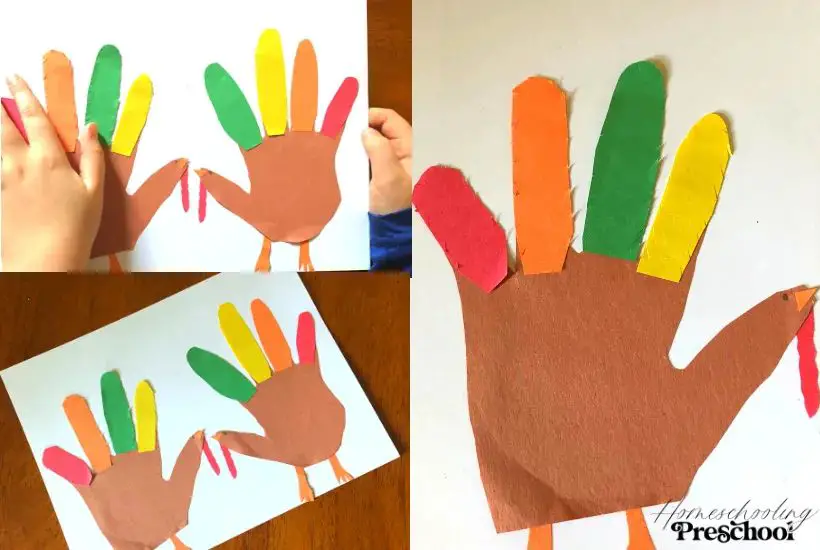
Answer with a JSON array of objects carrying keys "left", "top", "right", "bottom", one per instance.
[
  {"left": 1, "top": 76, "right": 104, "bottom": 272},
  {"left": 362, "top": 108, "right": 412, "bottom": 215}
]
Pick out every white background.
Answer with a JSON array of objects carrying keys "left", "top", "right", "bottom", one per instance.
[
  {"left": 0, "top": 0, "right": 370, "bottom": 271},
  {"left": 412, "top": 0, "right": 820, "bottom": 547},
  {"left": 1, "top": 274, "right": 398, "bottom": 549}
]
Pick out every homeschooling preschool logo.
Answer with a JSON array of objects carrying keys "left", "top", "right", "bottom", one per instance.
[{"left": 649, "top": 499, "right": 817, "bottom": 543}]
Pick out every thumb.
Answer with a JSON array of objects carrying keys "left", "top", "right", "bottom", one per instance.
[
  {"left": 214, "top": 431, "right": 279, "bottom": 461},
  {"left": 169, "top": 430, "right": 204, "bottom": 509},
  {"left": 362, "top": 127, "right": 402, "bottom": 175},
  {"left": 77, "top": 123, "right": 105, "bottom": 194}
]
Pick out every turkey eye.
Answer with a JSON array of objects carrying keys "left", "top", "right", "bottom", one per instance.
[{"left": 782, "top": 293, "right": 789, "bottom": 301}]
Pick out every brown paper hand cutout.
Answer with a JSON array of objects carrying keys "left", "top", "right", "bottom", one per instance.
[
  {"left": 199, "top": 29, "right": 359, "bottom": 272},
  {"left": 42, "top": 47, "right": 187, "bottom": 268},
  {"left": 42, "top": 373, "right": 204, "bottom": 550},
  {"left": 187, "top": 301, "right": 352, "bottom": 503},
  {"left": 412, "top": 76, "right": 816, "bottom": 537}
]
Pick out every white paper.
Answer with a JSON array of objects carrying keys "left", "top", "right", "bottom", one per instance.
[
  {"left": 412, "top": 0, "right": 820, "bottom": 547},
  {"left": 0, "top": 0, "right": 370, "bottom": 271},
  {"left": 1, "top": 273, "right": 398, "bottom": 549}
]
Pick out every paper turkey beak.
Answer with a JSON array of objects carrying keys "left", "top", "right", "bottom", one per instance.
[{"left": 794, "top": 287, "right": 818, "bottom": 311}]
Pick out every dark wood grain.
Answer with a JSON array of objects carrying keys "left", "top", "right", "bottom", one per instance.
[
  {"left": 368, "top": 0, "right": 412, "bottom": 121},
  {"left": 0, "top": 272, "right": 409, "bottom": 549}
]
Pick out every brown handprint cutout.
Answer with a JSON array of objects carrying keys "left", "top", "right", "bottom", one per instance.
[
  {"left": 186, "top": 301, "right": 351, "bottom": 503},
  {"left": 413, "top": 65, "right": 816, "bottom": 544},
  {"left": 42, "top": 46, "right": 187, "bottom": 271},
  {"left": 198, "top": 29, "right": 358, "bottom": 272},
  {"left": 42, "top": 372, "right": 206, "bottom": 549}
]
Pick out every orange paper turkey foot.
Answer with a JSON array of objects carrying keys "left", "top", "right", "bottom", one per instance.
[
  {"left": 170, "top": 533, "right": 190, "bottom": 550},
  {"left": 255, "top": 237, "right": 272, "bottom": 272},
  {"left": 296, "top": 466, "right": 315, "bottom": 503},
  {"left": 298, "top": 241, "right": 314, "bottom": 272},
  {"left": 108, "top": 254, "right": 124, "bottom": 273},
  {"left": 626, "top": 508, "right": 655, "bottom": 550},
  {"left": 329, "top": 454, "right": 353, "bottom": 484},
  {"left": 527, "top": 524, "right": 553, "bottom": 550}
]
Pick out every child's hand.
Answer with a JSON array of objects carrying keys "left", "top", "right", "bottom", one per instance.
[
  {"left": 362, "top": 108, "right": 412, "bottom": 215},
  {"left": 1, "top": 75, "right": 104, "bottom": 271}
]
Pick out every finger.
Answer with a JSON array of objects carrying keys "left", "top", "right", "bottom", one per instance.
[
  {"left": 195, "top": 168, "right": 252, "bottom": 221},
  {"left": 290, "top": 40, "right": 318, "bottom": 131},
  {"left": 204, "top": 63, "right": 262, "bottom": 150},
  {"left": 111, "top": 74, "right": 152, "bottom": 156},
  {"left": 169, "top": 431, "right": 204, "bottom": 508},
  {"left": 134, "top": 380, "right": 157, "bottom": 453},
  {"left": 583, "top": 60, "right": 664, "bottom": 260},
  {"left": 320, "top": 77, "right": 358, "bottom": 139},
  {"left": 62, "top": 395, "right": 111, "bottom": 472},
  {"left": 412, "top": 165, "right": 508, "bottom": 293},
  {"left": 43, "top": 50, "right": 79, "bottom": 152},
  {"left": 368, "top": 108, "right": 413, "bottom": 145},
  {"left": 85, "top": 45, "right": 122, "bottom": 147},
  {"left": 1, "top": 99, "right": 27, "bottom": 151},
  {"left": 218, "top": 302, "right": 272, "bottom": 383},
  {"left": 512, "top": 77, "right": 572, "bottom": 274},
  {"left": 214, "top": 431, "right": 279, "bottom": 461},
  {"left": 42, "top": 446, "right": 93, "bottom": 486},
  {"left": 255, "top": 29, "right": 287, "bottom": 136},
  {"left": 186, "top": 347, "right": 256, "bottom": 403},
  {"left": 131, "top": 158, "right": 188, "bottom": 228},
  {"left": 637, "top": 113, "right": 730, "bottom": 282},
  {"left": 100, "top": 371, "right": 137, "bottom": 455},
  {"left": 296, "top": 311, "right": 317, "bottom": 365},
  {"left": 77, "top": 123, "right": 105, "bottom": 194},
  {"left": 250, "top": 298, "right": 294, "bottom": 371},
  {"left": 6, "top": 75, "right": 62, "bottom": 151},
  {"left": 361, "top": 127, "right": 402, "bottom": 174}
]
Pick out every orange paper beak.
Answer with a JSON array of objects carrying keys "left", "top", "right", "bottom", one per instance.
[{"left": 794, "top": 287, "right": 818, "bottom": 311}]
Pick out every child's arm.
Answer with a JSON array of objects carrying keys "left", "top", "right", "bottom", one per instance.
[{"left": 363, "top": 108, "right": 412, "bottom": 273}]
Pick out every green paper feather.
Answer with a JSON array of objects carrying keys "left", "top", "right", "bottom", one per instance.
[
  {"left": 85, "top": 45, "right": 122, "bottom": 146},
  {"left": 204, "top": 63, "right": 263, "bottom": 150},
  {"left": 100, "top": 370, "right": 137, "bottom": 454},
  {"left": 186, "top": 347, "right": 256, "bottom": 403},
  {"left": 583, "top": 60, "right": 665, "bottom": 260}
]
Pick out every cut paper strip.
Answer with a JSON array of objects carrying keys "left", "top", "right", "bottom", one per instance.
[
  {"left": 111, "top": 74, "right": 153, "bottom": 156},
  {"left": 218, "top": 303, "right": 273, "bottom": 383},
  {"left": 583, "top": 60, "right": 665, "bottom": 260},
  {"left": 626, "top": 509, "right": 656, "bottom": 550},
  {"left": 221, "top": 444, "right": 238, "bottom": 478},
  {"left": 181, "top": 165, "right": 190, "bottom": 212},
  {"left": 204, "top": 63, "right": 263, "bottom": 150},
  {"left": 251, "top": 298, "right": 294, "bottom": 371},
  {"left": 202, "top": 437, "right": 220, "bottom": 475},
  {"left": 297, "top": 312, "right": 316, "bottom": 364},
  {"left": 100, "top": 371, "right": 137, "bottom": 455},
  {"left": 134, "top": 380, "right": 157, "bottom": 452},
  {"left": 526, "top": 525, "right": 552, "bottom": 550},
  {"left": 2, "top": 98, "right": 28, "bottom": 142},
  {"left": 511, "top": 76, "right": 572, "bottom": 274},
  {"left": 255, "top": 29, "right": 288, "bottom": 136},
  {"left": 413, "top": 165, "right": 509, "bottom": 293},
  {"left": 638, "top": 114, "right": 731, "bottom": 281},
  {"left": 186, "top": 347, "right": 256, "bottom": 403},
  {"left": 43, "top": 50, "right": 79, "bottom": 152},
  {"left": 798, "top": 310, "right": 819, "bottom": 418},
  {"left": 85, "top": 45, "right": 122, "bottom": 146},
  {"left": 320, "top": 77, "right": 358, "bottom": 139},
  {"left": 63, "top": 395, "right": 111, "bottom": 472},
  {"left": 198, "top": 179, "right": 207, "bottom": 223},
  {"left": 291, "top": 40, "right": 319, "bottom": 131},
  {"left": 43, "top": 446, "right": 93, "bottom": 486}
]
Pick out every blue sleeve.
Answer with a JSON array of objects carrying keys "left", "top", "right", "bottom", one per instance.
[{"left": 369, "top": 208, "right": 412, "bottom": 273}]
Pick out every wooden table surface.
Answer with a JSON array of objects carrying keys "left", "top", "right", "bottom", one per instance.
[{"left": 0, "top": 272, "right": 409, "bottom": 549}]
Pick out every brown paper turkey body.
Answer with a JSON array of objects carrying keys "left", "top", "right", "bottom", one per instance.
[
  {"left": 198, "top": 29, "right": 358, "bottom": 272},
  {"left": 187, "top": 300, "right": 352, "bottom": 503},
  {"left": 413, "top": 63, "right": 816, "bottom": 549}
]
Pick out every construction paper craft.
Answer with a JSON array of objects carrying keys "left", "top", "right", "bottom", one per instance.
[
  {"left": 43, "top": 371, "right": 205, "bottom": 549},
  {"left": 1, "top": 274, "right": 398, "bottom": 549},
  {"left": 187, "top": 303, "right": 350, "bottom": 503},
  {"left": 412, "top": 64, "right": 817, "bottom": 536},
  {"left": 798, "top": 310, "right": 819, "bottom": 417},
  {"left": 199, "top": 28, "right": 359, "bottom": 272},
  {"left": 16, "top": 47, "right": 189, "bottom": 270}
]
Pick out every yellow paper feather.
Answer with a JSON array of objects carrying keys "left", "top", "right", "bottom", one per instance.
[
  {"left": 135, "top": 381, "right": 157, "bottom": 453},
  {"left": 255, "top": 29, "right": 287, "bottom": 136},
  {"left": 110, "top": 75, "right": 153, "bottom": 156}
]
